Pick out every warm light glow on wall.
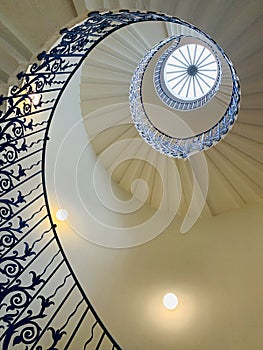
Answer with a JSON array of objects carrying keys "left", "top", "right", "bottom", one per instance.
[
  {"left": 29, "top": 93, "right": 41, "bottom": 106},
  {"left": 56, "top": 209, "right": 68, "bottom": 221},
  {"left": 163, "top": 293, "right": 179, "bottom": 310}
]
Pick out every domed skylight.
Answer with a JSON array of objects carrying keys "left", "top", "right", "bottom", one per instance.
[
  {"left": 154, "top": 37, "right": 222, "bottom": 111},
  {"left": 130, "top": 33, "right": 239, "bottom": 158},
  {"left": 163, "top": 43, "right": 219, "bottom": 101}
]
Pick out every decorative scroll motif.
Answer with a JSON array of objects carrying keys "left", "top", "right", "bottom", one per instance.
[{"left": 0, "top": 10, "right": 240, "bottom": 349}]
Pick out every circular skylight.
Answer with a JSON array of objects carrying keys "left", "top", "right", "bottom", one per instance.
[
  {"left": 130, "top": 33, "right": 239, "bottom": 158},
  {"left": 154, "top": 37, "right": 222, "bottom": 111},
  {"left": 163, "top": 44, "right": 219, "bottom": 101}
]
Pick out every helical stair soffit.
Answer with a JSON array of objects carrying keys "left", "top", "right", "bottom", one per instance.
[{"left": 80, "top": 14, "right": 262, "bottom": 219}]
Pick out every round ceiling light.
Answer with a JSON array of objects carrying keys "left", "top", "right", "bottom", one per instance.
[{"left": 163, "top": 293, "right": 179, "bottom": 310}]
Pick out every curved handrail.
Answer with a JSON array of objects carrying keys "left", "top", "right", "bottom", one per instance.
[{"left": 129, "top": 33, "right": 240, "bottom": 158}]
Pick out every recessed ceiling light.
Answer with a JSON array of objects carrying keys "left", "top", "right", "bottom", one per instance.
[
  {"left": 56, "top": 209, "right": 68, "bottom": 221},
  {"left": 163, "top": 293, "right": 179, "bottom": 310}
]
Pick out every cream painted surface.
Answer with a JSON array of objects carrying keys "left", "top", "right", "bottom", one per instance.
[
  {"left": 56, "top": 198, "right": 263, "bottom": 350},
  {"left": 1, "top": 1, "right": 263, "bottom": 349},
  {"left": 46, "top": 66, "right": 180, "bottom": 248},
  {"left": 45, "top": 52, "right": 263, "bottom": 349}
]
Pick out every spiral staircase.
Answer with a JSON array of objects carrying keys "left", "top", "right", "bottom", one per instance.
[
  {"left": 0, "top": 1, "right": 263, "bottom": 350},
  {"left": 0, "top": 0, "right": 262, "bottom": 216},
  {"left": 80, "top": 19, "right": 262, "bottom": 217}
]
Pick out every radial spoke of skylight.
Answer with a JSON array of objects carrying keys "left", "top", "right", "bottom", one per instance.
[
  {"left": 172, "top": 74, "right": 189, "bottom": 90},
  {"left": 179, "top": 48, "right": 191, "bottom": 66},
  {"left": 167, "top": 72, "right": 188, "bottom": 83},
  {"left": 196, "top": 52, "right": 212, "bottom": 68},
  {"left": 167, "top": 69, "right": 187, "bottom": 73},
  {"left": 198, "top": 71, "right": 217, "bottom": 80},
  {"left": 192, "top": 75, "right": 197, "bottom": 97},
  {"left": 178, "top": 75, "right": 191, "bottom": 96},
  {"left": 198, "top": 69, "right": 217, "bottom": 72},
  {"left": 198, "top": 60, "right": 217, "bottom": 69},
  {"left": 196, "top": 73, "right": 212, "bottom": 88},
  {"left": 171, "top": 55, "right": 189, "bottom": 68},
  {"left": 194, "top": 74, "right": 204, "bottom": 94},
  {"left": 194, "top": 46, "right": 206, "bottom": 66},
  {"left": 186, "top": 76, "right": 192, "bottom": 97},
  {"left": 193, "top": 44, "right": 198, "bottom": 67},
  {"left": 187, "top": 45, "right": 193, "bottom": 65},
  {"left": 167, "top": 63, "right": 188, "bottom": 70}
]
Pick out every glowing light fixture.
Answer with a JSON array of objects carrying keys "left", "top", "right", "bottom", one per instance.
[
  {"left": 56, "top": 209, "right": 68, "bottom": 221},
  {"left": 163, "top": 293, "right": 179, "bottom": 310}
]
